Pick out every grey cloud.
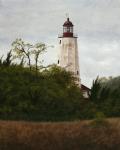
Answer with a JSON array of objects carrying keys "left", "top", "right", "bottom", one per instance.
[{"left": 0, "top": 0, "right": 120, "bottom": 87}]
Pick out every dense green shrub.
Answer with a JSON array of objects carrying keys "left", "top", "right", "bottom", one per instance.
[
  {"left": 90, "top": 77, "right": 120, "bottom": 117},
  {"left": 0, "top": 64, "right": 90, "bottom": 121},
  {"left": 0, "top": 38, "right": 119, "bottom": 121}
]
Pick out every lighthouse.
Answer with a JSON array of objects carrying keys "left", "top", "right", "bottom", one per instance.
[{"left": 58, "top": 17, "right": 81, "bottom": 86}]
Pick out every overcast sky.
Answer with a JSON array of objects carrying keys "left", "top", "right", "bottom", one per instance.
[{"left": 0, "top": 0, "right": 120, "bottom": 87}]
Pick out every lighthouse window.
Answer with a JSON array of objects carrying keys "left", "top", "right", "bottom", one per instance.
[
  {"left": 77, "top": 71, "right": 79, "bottom": 75},
  {"left": 59, "top": 40, "right": 61, "bottom": 44},
  {"left": 70, "top": 27, "right": 73, "bottom": 33},
  {"left": 67, "top": 27, "right": 70, "bottom": 32},
  {"left": 63, "top": 27, "right": 67, "bottom": 32}
]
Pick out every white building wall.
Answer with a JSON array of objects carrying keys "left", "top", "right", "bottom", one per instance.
[{"left": 58, "top": 37, "right": 80, "bottom": 86}]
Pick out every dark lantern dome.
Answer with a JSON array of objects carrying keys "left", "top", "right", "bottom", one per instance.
[{"left": 63, "top": 18, "right": 73, "bottom": 27}]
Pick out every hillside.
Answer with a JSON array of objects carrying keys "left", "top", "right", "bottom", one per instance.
[{"left": 0, "top": 118, "right": 120, "bottom": 150}]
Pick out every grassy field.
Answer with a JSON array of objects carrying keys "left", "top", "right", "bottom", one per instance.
[{"left": 0, "top": 118, "right": 120, "bottom": 150}]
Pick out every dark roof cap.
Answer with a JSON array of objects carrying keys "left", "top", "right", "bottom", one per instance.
[
  {"left": 81, "top": 84, "right": 91, "bottom": 91},
  {"left": 63, "top": 18, "right": 73, "bottom": 27}
]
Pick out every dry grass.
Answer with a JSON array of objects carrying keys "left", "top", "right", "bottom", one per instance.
[{"left": 0, "top": 118, "right": 120, "bottom": 150}]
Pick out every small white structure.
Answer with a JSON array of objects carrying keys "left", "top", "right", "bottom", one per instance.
[
  {"left": 58, "top": 18, "right": 80, "bottom": 86},
  {"left": 81, "top": 84, "right": 91, "bottom": 99}
]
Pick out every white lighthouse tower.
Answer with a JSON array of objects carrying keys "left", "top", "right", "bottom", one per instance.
[{"left": 58, "top": 18, "right": 81, "bottom": 86}]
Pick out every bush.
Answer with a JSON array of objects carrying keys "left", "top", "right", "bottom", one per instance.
[
  {"left": 0, "top": 64, "right": 85, "bottom": 121},
  {"left": 90, "top": 112, "right": 109, "bottom": 128},
  {"left": 90, "top": 76, "right": 120, "bottom": 118}
]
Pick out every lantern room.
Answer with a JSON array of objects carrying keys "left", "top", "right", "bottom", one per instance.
[{"left": 63, "top": 18, "right": 73, "bottom": 37}]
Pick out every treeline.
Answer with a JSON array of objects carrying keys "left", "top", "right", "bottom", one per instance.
[
  {"left": 0, "top": 39, "right": 85, "bottom": 121},
  {"left": 90, "top": 76, "right": 120, "bottom": 117},
  {"left": 0, "top": 39, "right": 119, "bottom": 121},
  {"left": 0, "top": 63, "right": 85, "bottom": 121}
]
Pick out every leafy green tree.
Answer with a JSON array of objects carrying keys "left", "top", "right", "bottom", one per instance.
[
  {"left": 12, "top": 39, "right": 32, "bottom": 70},
  {"left": 90, "top": 76, "right": 101, "bottom": 103},
  {"left": 0, "top": 58, "right": 85, "bottom": 121},
  {"left": 12, "top": 39, "right": 47, "bottom": 72},
  {"left": 90, "top": 76, "right": 120, "bottom": 117},
  {"left": 3, "top": 50, "right": 13, "bottom": 66},
  {"left": 31, "top": 42, "right": 46, "bottom": 75}
]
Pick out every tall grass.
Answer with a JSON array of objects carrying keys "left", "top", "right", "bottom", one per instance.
[{"left": 0, "top": 118, "right": 120, "bottom": 150}]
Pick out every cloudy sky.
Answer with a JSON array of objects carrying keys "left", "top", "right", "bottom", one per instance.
[{"left": 0, "top": 0, "right": 120, "bottom": 87}]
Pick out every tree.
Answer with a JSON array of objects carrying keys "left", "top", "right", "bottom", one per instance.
[
  {"left": 12, "top": 39, "right": 32, "bottom": 70},
  {"left": 90, "top": 76, "right": 101, "bottom": 103},
  {"left": 12, "top": 39, "right": 47, "bottom": 72},
  {"left": 31, "top": 43, "right": 46, "bottom": 75},
  {"left": 3, "top": 50, "right": 13, "bottom": 66}
]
